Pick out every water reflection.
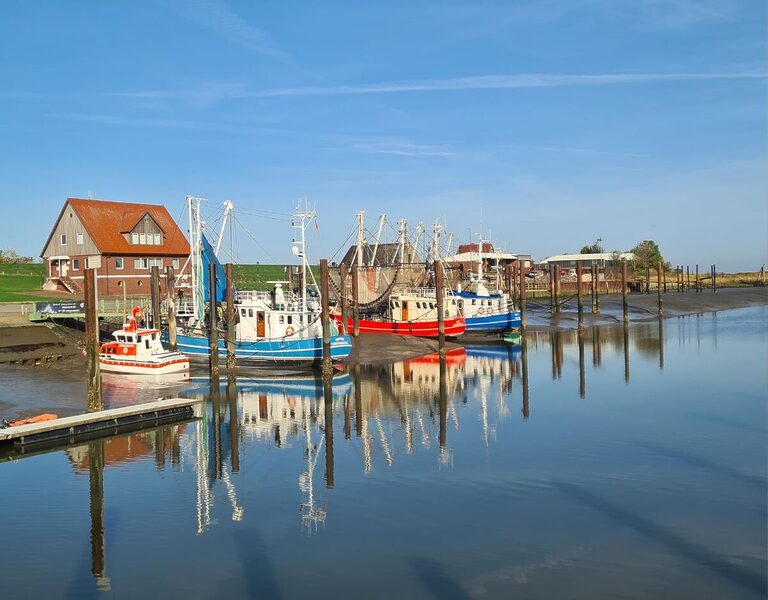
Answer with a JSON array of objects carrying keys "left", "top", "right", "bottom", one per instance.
[{"left": 7, "top": 312, "right": 763, "bottom": 597}]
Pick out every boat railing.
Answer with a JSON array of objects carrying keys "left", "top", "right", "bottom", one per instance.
[{"left": 235, "top": 290, "right": 272, "bottom": 302}]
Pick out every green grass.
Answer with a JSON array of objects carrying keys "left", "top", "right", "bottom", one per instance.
[
  {"left": 0, "top": 265, "right": 48, "bottom": 302},
  {"left": 232, "top": 264, "right": 322, "bottom": 291}
]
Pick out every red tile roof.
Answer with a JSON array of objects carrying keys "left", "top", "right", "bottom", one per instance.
[{"left": 65, "top": 198, "right": 190, "bottom": 256}]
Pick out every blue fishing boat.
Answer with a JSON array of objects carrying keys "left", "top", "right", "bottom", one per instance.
[{"left": 174, "top": 199, "right": 352, "bottom": 366}]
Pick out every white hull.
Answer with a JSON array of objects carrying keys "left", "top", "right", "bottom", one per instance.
[{"left": 99, "top": 357, "right": 190, "bottom": 376}]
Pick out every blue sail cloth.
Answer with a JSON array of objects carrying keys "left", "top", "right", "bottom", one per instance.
[{"left": 201, "top": 235, "right": 227, "bottom": 302}]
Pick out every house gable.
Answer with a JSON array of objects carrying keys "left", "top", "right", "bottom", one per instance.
[{"left": 41, "top": 201, "right": 99, "bottom": 258}]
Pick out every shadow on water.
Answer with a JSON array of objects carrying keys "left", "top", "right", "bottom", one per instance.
[
  {"left": 554, "top": 482, "right": 767, "bottom": 597},
  {"left": 635, "top": 440, "right": 768, "bottom": 490},
  {"left": 233, "top": 529, "right": 283, "bottom": 599},
  {"left": 409, "top": 557, "right": 471, "bottom": 600}
]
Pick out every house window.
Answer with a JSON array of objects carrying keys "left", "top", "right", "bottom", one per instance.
[
  {"left": 172, "top": 258, "right": 180, "bottom": 270},
  {"left": 139, "top": 233, "right": 147, "bottom": 245},
  {"left": 154, "top": 233, "right": 161, "bottom": 245},
  {"left": 115, "top": 257, "right": 124, "bottom": 269},
  {"left": 72, "top": 258, "right": 79, "bottom": 270},
  {"left": 148, "top": 258, "right": 163, "bottom": 268},
  {"left": 60, "top": 234, "right": 67, "bottom": 245},
  {"left": 76, "top": 233, "right": 83, "bottom": 245},
  {"left": 131, "top": 233, "right": 139, "bottom": 245},
  {"left": 134, "top": 258, "right": 149, "bottom": 269}
]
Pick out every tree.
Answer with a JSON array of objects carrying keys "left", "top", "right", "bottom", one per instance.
[
  {"left": 0, "top": 248, "right": 34, "bottom": 264},
  {"left": 630, "top": 240, "right": 665, "bottom": 276},
  {"left": 580, "top": 238, "right": 604, "bottom": 254}
]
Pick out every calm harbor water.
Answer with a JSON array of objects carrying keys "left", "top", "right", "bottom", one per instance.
[{"left": 1, "top": 306, "right": 766, "bottom": 598}]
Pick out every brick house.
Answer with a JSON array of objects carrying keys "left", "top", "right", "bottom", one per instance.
[{"left": 40, "top": 198, "right": 190, "bottom": 297}]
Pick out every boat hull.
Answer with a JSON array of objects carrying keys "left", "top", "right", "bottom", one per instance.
[
  {"left": 98, "top": 356, "right": 191, "bottom": 375},
  {"left": 332, "top": 315, "right": 465, "bottom": 337},
  {"left": 464, "top": 310, "right": 521, "bottom": 333},
  {"left": 174, "top": 332, "right": 353, "bottom": 365}
]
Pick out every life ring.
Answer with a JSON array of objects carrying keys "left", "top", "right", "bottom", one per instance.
[
  {"left": 123, "top": 347, "right": 128, "bottom": 355},
  {"left": 285, "top": 326, "right": 295, "bottom": 336},
  {"left": 477, "top": 307, "right": 485, "bottom": 316}
]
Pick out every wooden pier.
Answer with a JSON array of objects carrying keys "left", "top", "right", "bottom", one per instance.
[{"left": 0, "top": 398, "right": 200, "bottom": 449}]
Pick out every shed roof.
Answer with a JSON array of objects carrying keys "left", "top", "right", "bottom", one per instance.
[{"left": 540, "top": 252, "right": 635, "bottom": 263}]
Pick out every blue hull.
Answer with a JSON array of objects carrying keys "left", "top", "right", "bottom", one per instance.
[
  {"left": 465, "top": 311, "right": 521, "bottom": 333},
  {"left": 175, "top": 332, "right": 353, "bottom": 365}
]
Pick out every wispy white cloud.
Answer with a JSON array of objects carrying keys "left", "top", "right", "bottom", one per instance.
[
  {"left": 162, "top": 0, "right": 291, "bottom": 64},
  {"left": 49, "top": 112, "right": 275, "bottom": 134},
  {"left": 347, "top": 140, "right": 455, "bottom": 157},
  {"left": 505, "top": 143, "right": 646, "bottom": 158},
  {"left": 115, "top": 71, "right": 766, "bottom": 104}
]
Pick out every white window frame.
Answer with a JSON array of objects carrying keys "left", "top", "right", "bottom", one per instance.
[
  {"left": 154, "top": 233, "right": 161, "bottom": 245},
  {"left": 134, "top": 258, "right": 149, "bottom": 270},
  {"left": 72, "top": 258, "right": 79, "bottom": 270},
  {"left": 139, "top": 233, "right": 147, "bottom": 245},
  {"left": 60, "top": 234, "right": 67, "bottom": 245},
  {"left": 131, "top": 233, "right": 139, "bottom": 245},
  {"left": 76, "top": 233, "right": 84, "bottom": 245},
  {"left": 115, "top": 257, "right": 124, "bottom": 270},
  {"left": 172, "top": 258, "right": 180, "bottom": 270}
]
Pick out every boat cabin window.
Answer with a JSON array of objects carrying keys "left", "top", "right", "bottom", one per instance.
[
  {"left": 248, "top": 309, "right": 254, "bottom": 318},
  {"left": 279, "top": 315, "right": 285, "bottom": 324},
  {"left": 458, "top": 301, "right": 463, "bottom": 308},
  {"left": 117, "top": 335, "right": 126, "bottom": 342},
  {"left": 287, "top": 316, "right": 293, "bottom": 325},
  {"left": 472, "top": 299, "right": 477, "bottom": 305},
  {"left": 145, "top": 338, "right": 150, "bottom": 349},
  {"left": 151, "top": 333, "right": 157, "bottom": 340},
  {"left": 241, "top": 308, "right": 247, "bottom": 317},
  {"left": 429, "top": 302, "right": 435, "bottom": 309}
]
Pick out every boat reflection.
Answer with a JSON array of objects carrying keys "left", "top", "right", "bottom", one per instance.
[{"left": 20, "top": 318, "right": 681, "bottom": 592}]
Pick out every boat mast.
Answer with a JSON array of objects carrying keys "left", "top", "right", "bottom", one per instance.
[
  {"left": 355, "top": 211, "right": 365, "bottom": 268},
  {"left": 397, "top": 219, "right": 407, "bottom": 264},
  {"left": 214, "top": 200, "right": 233, "bottom": 258},
  {"left": 186, "top": 195, "right": 205, "bottom": 324},
  {"left": 476, "top": 234, "right": 485, "bottom": 283},
  {"left": 370, "top": 214, "right": 387, "bottom": 267},
  {"left": 292, "top": 204, "right": 316, "bottom": 322}
]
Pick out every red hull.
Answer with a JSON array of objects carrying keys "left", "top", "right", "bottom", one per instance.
[{"left": 332, "top": 314, "right": 465, "bottom": 337}]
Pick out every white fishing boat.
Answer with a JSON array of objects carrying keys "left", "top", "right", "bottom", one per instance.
[
  {"left": 175, "top": 199, "right": 352, "bottom": 366},
  {"left": 99, "top": 307, "right": 190, "bottom": 376}
]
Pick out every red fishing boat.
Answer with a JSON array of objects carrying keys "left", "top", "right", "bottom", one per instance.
[{"left": 332, "top": 290, "right": 466, "bottom": 338}]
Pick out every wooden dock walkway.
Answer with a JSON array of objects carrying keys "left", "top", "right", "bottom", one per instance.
[{"left": 0, "top": 398, "right": 200, "bottom": 448}]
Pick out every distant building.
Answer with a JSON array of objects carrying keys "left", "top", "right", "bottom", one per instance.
[
  {"left": 444, "top": 242, "right": 531, "bottom": 275},
  {"left": 40, "top": 198, "right": 190, "bottom": 297},
  {"left": 539, "top": 252, "right": 635, "bottom": 271},
  {"left": 339, "top": 242, "right": 421, "bottom": 267}
]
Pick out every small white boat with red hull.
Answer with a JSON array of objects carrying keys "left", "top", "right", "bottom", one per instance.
[{"left": 99, "top": 308, "right": 190, "bottom": 376}]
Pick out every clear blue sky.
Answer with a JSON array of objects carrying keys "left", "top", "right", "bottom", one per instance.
[{"left": 1, "top": 0, "right": 766, "bottom": 270}]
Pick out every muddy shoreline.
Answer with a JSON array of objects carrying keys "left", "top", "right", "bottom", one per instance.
[{"left": 0, "top": 287, "right": 765, "bottom": 367}]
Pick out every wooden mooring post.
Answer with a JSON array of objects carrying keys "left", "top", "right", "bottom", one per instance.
[
  {"left": 576, "top": 262, "right": 584, "bottom": 329},
  {"left": 84, "top": 268, "right": 102, "bottom": 412},
  {"left": 553, "top": 266, "right": 560, "bottom": 314},
  {"left": 686, "top": 265, "right": 690, "bottom": 292},
  {"left": 695, "top": 264, "right": 700, "bottom": 293},
  {"left": 518, "top": 260, "right": 526, "bottom": 331},
  {"left": 225, "top": 263, "right": 236, "bottom": 373},
  {"left": 578, "top": 330, "right": 586, "bottom": 399},
  {"left": 208, "top": 263, "right": 220, "bottom": 378},
  {"left": 621, "top": 259, "right": 629, "bottom": 322},
  {"left": 712, "top": 264, "right": 717, "bottom": 292},
  {"left": 591, "top": 264, "right": 597, "bottom": 313},
  {"left": 351, "top": 264, "right": 360, "bottom": 337},
  {"left": 150, "top": 266, "right": 161, "bottom": 329},
  {"left": 340, "top": 262, "right": 349, "bottom": 334},
  {"left": 165, "top": 266, "right": 177, "bottom": 351},
  {"left": 435, "top": 259, "right": 446, "bottom": 356},
  {"left": 657, "top": 263, "right": 664, "bottom": 318},
  {"left": 320, "top": 259, "right": 333, "bottom": 374}
]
